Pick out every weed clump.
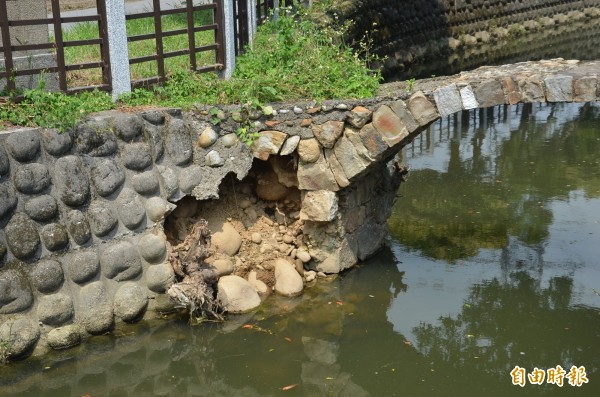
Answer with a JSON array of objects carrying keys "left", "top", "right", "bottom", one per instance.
[{"left": 1, "top": 4, "right": 381, "bottom": 131}]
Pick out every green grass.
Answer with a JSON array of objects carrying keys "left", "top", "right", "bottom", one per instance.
[
  {"left": 59, "top": 8, "right": 216, "bottom": 86},
  {"left": 1, "top": 5, "right": 381, "bottom": 132}
]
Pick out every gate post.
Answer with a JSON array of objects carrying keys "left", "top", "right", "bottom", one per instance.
[
  {"left": 105, "top": 0, "right": 131, "bottom": 99},
  {"left": 221, "top": 0, "right": 236, "bottom": 79},
  {"left": 247, "top": 0, "right": 257, "bottom": 45}
]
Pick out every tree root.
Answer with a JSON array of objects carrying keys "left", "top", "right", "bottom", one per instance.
[{"left": 167, "top": 219, "right": 224, "bottom": 322}]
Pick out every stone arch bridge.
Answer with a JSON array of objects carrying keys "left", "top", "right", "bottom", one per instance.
[{"left": 0, "top": 58, "right": 598, "bottom": 359}]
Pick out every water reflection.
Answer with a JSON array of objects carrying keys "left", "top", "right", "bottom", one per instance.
[
  {"left": 410, "top": 269, "right": 600, "bottom": 395},
  {"left": 391, "top": 103, "right": 600, "bottom": 262}
]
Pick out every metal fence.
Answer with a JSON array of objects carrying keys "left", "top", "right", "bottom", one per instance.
[
  {"left": 125, "top": 0, "right": 225, "bottom": 89},
  {"left": 0, "top": 0, "right": 111, "bottom": 95},
  {"left": 0, "top": 0, "right": 283, "bottom": 98},
  {"left": 233, "top": 0, "right": 250, "bottom": 56}
]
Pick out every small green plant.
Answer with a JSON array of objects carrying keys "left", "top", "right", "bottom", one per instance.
[
  {"left": 209, "top": 107, "right": 221, "bottom": 125},
  {"left": 236, "top": 126, "right": 261, "bottom": 146},
  {"left": 0, "top": 322, "right": 12, "bottom": 365},
  {"left": 0, "top": 340, "right": 9, "bottom": 365},
  {"left": 231, "top": 102, "right": 262, "bottom": 146},
  {"left": 406, "top": 78, "right": 416, "bottom": 92}
]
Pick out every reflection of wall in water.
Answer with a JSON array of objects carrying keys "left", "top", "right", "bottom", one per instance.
[{"left": 337, "top": 0, "right": 600, "bottom": 80}]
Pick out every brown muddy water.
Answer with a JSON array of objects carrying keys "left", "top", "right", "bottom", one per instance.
[{"left": 1, "top": 102, "right": 599, "bottom": 396}]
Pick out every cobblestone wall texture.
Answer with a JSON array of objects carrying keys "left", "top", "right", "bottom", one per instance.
[
  {"left": 0, "top": 58, "right": 599, "bottom": 361},
  {"left": 336, "top": 0, "right": 600, "bottom": 78}
]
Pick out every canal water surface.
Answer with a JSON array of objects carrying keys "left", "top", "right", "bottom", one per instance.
[{"left": 1, "top": 102, "right": 599, "bottom": 396}]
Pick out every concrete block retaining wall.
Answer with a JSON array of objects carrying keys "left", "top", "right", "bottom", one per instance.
[{"left": 0, "top": 58, "right": 599, "bottom": 361}]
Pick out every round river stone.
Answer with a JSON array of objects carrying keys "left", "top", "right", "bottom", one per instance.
[
  {"left": 0, "top": 182, "right": 17, "bottom": 220},
  {"left": 91, "top": 158, "right": 125, "bottom": 197},
  {"left": 79, "top": 282, "right": 114, "bottom": 334},
  {"left": 138, "top": 233, "right": 167, "bottom": 263},
  {"left": 0, "top": 317, "right": 40, "bottom": 358},
  {"left": 132, "top": 171, "right": 159, "bottom": 196},
  {"left": 145, "top": 197, "right": 174, "bottom": 222},
  {"left": 100, "top": 241, "right": 142, "bottom": 281},
  {"left": 37, "top": 293, "right": 74, "bottom": 326},
  {"left": 178, "top": 165, "right": 203, "bottom": 194},
  {"left": 66, "top": 250, "right": 99, "bottom": 284},
  {"left": 87, "top": 200, "right": 118, "bottom": 237},
  {"left": 74, "top": 118, "right": 117, "bottom": 156},
  {"left": 145, "top": 262, "right": 174, "bottom": 293},
  {"left": 114, "top": 282, "right": 148, "bottom": 322},
  {"left": 13, "top": 163, "right": 51, "bottom": 194},
  {"left": 164, "top": 118, "right": 192, "bottom": 166},
  {"left": 157, "top": 165, "right": 178, "bottom": 199},
  {"left": 41, "top": 129, "right": 73, "bottom": 156},
  {"left": 112, "top": 113, "right": 143, "bottom": 142},
  {"left": 117, "top": 188, "right": 146, "bottom": 230},
  {"left": 47, "top": 324, "right": 82, "bottom": 350},
  {"left": 0, "top": 241, "right": 6, "bottom": 261},
  {"left": 40, "top": 223, "right": 69, "bottom": 252},
  {"left": 30, "top": 259, "right": 64, "bottom": 293},
  {"left": 66, "top": 210, "right": 91, "bottom": 246},
  {"left": 5, "top": 213, "right": 40, "bottom": 260},
  {"left": 0, "top": 146, "right": 10, "bottom": 175},
  {"left": 0, "top": 269, "right": 33, "bottom": 314},
  {"left": 24, "top": 195, "right": 58, "bottom": 221},
  {"left": 5, "top": 129, "right": 40, "bottom": 162},
  {"left": 54, "top": 156, "right": 90, "bottom": 207},
  {"left": 122, "top": 142, "right": 152, "bottom": 170}
]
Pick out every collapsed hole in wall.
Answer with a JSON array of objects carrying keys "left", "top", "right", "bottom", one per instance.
[{"left": 163, "top": 156, "right": 307, "bottom": 317}]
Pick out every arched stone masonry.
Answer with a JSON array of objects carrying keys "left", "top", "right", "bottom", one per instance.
[{"left": 0, "top": 58, "right": 598, "bottom": 360}]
